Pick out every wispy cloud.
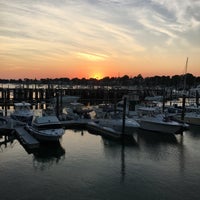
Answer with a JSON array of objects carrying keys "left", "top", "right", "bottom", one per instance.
[{"left": 0, "top": 0, "right": 200, "bottom": 78}]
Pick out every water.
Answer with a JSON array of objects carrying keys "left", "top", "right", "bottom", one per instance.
[{"left": 1, "top": 126, "right": 200, "bottom": 200}]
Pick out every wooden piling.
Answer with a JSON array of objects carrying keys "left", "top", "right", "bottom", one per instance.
[
  {"left": 181, "top": 95, "right": 186, "bottom": 121},
  {"left": 122, "top": 97, "right": 127, "bottom": 135}
]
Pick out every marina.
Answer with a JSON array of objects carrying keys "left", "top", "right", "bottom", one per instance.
[
  {"left": 1, "top": 0, "right": 200, "bottom": 199},
  {"left": 0, "top": 84, "right": 199, "bottom": 200}
]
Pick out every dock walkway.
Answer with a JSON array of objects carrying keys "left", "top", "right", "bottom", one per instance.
[{"left": 15, "top": 127, "right": 39, "bottom": 149}]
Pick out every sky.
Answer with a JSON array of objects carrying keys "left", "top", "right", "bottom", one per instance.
[{"left": 0, "top": 0, "right": 200, "bottom": 79}]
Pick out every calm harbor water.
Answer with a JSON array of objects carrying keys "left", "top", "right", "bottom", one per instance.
[{"left": 1, "top": 126, "right": 200, "bottom": 200}]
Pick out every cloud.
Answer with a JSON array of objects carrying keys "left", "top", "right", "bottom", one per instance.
[
  {"left": 0, "top": 0, "right": 199, "bottom": 77},
  {"left": 76, "top": 52, "right": 108, "bottom": 61}
]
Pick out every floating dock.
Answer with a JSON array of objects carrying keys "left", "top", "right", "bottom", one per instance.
[{"left": 15, "top": 127, "right": 39, "bottom": 149}]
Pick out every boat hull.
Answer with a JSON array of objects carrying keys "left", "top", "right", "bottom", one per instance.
[
  {"left": 95, "top": 118, "right": 140, "bottom": 135},
  {"left": 26, "top": 126, "right": 64, "bottom": 142},
  {"left": 138, "top": 119, "right": 184, "bottom": 134},
  {"left": 174, "top": 113, "right": 200, "bottom": 126}
]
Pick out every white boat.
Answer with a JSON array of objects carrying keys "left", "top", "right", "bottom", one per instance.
[
  {"left": 174, "top": 111, "right": 200, "bottom": 126},
  {"left": 93, "top": 109, "right": 140, "bottom": 134},
  {"left": 26, "top": 116, "right": 65, "bottom": 141},
  {"left": 94, "top": 115, "right": 140, "bottom": 134},
  {"left": 183, "top": 112, "right": 200, "bottom": 125},
  {"left": 169, "top": 104, "right": 200, "bottom": 126},
  {"left": 10, "top": 102, "right": 33, "bottom": 124},
  {"left": 136, "top": 107, "right": 188, "bottom": 134},
  {"left": 87, "top": 121, "right": 122, "bottom": 140}
]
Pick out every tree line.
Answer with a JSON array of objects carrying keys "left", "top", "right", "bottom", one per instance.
[{"left": 0, "top": 73, "right": 200, "bottom": 90}]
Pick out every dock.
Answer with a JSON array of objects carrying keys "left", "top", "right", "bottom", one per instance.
[{"left": 15, "top": 127, "right": 39, "bottom": 149}]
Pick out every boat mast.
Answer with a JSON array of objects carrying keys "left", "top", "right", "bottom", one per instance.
[{"left": 181, "top": 57, "right": 188, "bottom": 121}]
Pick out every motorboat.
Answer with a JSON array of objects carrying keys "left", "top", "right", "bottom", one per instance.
[
  {"left": 87, "top": 121, "right": 122, "bottom": 140},
  {"left": 26, "top": 115, "right": 65, "bottom": 142},
  {"left": 174, "top": 111, "right": 200, "bottom": 126},
  {"left": 168, "top": 104, "right": 200, "bottom": 126},
  {"left": 10, "top": 102, "right": 33, "bottom": 124},
  {"left": 183, "top": 112, "right": 200, "bottom": 125},
  {"left": 94, "top": 112, "right": 140, "bottom": 134},
  {"left": 136, "top": 107, "right": 188, "bottom": 134}
]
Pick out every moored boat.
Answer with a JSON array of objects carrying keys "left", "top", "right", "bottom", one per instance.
[
  {"left": 174, "top": 112, "right": 200, "bottom": 126},
  {"left": 26, "top": 115, "right": 65, "bottom": 142},
  {"left": 136, "top": 107, "right": 188, "bottom": 134},
  {"left": 10, "top": 102, "right": 33, "bottom": 124}
]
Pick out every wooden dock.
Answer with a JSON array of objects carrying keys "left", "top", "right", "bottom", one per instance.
[{"left": 15, "top": 127, "right": 39, "bottom": 149}]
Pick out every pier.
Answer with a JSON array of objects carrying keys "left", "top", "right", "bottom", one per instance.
[
  {"left": 15, "top": 127, "right": 39, "bottom": 149},
  {"left": 0, "top": 86, "right": 173, "bottom": 107}
]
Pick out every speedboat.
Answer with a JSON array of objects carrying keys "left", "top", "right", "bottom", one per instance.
[
  {"left": 169, "top": 104, "right": 200, "bottom": 126},
  {"left": 94, "top": 115, "right": 140, "bottom": 133},
  {"left": 183, "top": 112, "right": 200, "bottom": 125},
  {"left": 174, "top": 112, "right": 200, "bottom": 126},
  {"left": 87, "top": 121, "right": 122, "bottom": 140},
  {"left": 136, "top": 107, "right": 188, "bottom": 134},
  {"left": 93, "top": 110, "right": 140, "bottom": 134},
  {"left": 10, "top": 102, "right": 33, "bottom": 124},
  {"left": 26, "top": 116, "right": 65, "bottom": 142}
]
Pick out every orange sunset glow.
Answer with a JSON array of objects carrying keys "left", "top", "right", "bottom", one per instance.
[{"left": 0, "top": 0, "right": 200, "bottom": 79}]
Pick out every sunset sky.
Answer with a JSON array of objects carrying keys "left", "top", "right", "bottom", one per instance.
[{"left": 0, "top": 0, "right": 200, "bottom": 79}]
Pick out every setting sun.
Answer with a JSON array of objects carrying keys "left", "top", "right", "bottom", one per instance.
[{"left": 90, "top": 72, "right": 104, "bottom": 80}]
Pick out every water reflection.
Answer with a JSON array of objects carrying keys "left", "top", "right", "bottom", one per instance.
[
  {"left": 187, "top": 125, "right": 200, "bottom": 137},
  {"left": 101, "top": 136, "right": 138, "bottom": 183},
  {"left": 135, "top": 129, "right": 178, "bottom": 145},
  {"left": 32, "top": 141, "right": 65, "bottom": 171}
]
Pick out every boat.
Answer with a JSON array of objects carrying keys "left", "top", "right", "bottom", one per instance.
[
  {"left": 174, "top": 110, "right": 200, "bottom": 126},
  {"left": 94, "top": 111, "right": 140, "bottom": 134},
  {"left": 26, "top": 115, "right": 65, "bottom": 142},
  {"left": 167, "top": 103, "right": 200, "bottom": 126},
  {"left": 87, "top": 121, "right": 122, "bottom": 140},
  {"left": 183, "top": 112, "right": 200, "bottom": 125},
  {"left": 10, "top": 102, "right": 33, "bottom": 124},
  {"left": 136, "top": 107, "right": 188, "bottom": 134}
]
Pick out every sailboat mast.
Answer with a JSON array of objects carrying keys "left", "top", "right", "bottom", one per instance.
[{"left": 181, "top": 57, "right": 188, "bottom": 121}]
